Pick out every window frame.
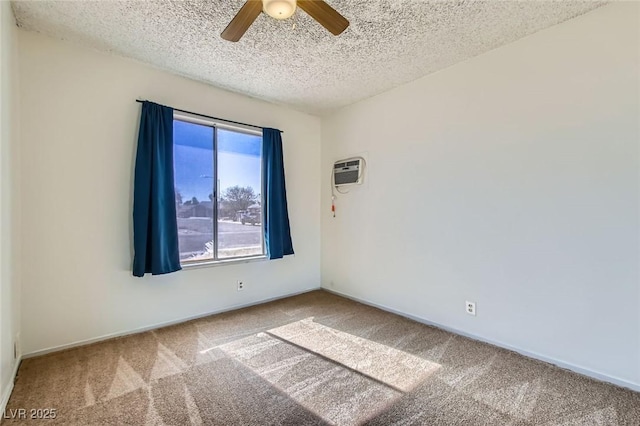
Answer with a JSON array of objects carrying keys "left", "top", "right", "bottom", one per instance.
[{"left": 173, "top": 111, "right": 266, "bottom": 267}]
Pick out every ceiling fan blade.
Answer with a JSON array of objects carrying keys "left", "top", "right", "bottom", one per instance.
[
  {"left": 221, "top": 0, "right": 263, "bottom": 42},
  {"left": 297, "top": 0, "right": 349, "bottom": 36}
]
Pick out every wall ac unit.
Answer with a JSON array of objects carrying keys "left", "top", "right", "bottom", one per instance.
[{"left": 333, "top": 157, "right": 364, "bottom": 187}]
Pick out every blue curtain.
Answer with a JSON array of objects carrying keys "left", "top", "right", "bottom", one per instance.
[
  {"left": 132, "top": 101, "right": 181, "bottom": 277},
  {"left": 263, "top": 128, "right": 294, "bottom": 259}
]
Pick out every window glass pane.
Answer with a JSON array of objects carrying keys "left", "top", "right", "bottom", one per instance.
[
  {"left": 173, "top": 120, "right": 215, "bottom": 262},
  {"left": 217, "top": 128, "right": 263, "bottom": 258}
]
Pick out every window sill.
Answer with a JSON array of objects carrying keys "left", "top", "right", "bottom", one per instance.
[{"left": 181, "top": 255, "right": 268, "bottom": 270}]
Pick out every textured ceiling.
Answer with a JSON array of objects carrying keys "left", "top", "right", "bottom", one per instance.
[{"left": 12, "top": 0, "right": 604, "bottom": 115}]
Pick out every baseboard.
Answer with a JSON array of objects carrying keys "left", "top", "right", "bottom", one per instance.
[
  {"left": 323, "top": 287, "right": 640, "bottom": 393},
  {"left": 1, "top": 356, "right": 21, "bottom": 416},
  {"left": 24, "top": 287, "right": 321, "bottom": 359}
]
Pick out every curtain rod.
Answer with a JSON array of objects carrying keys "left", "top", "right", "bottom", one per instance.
[{"left": 135, "top": 100, "right": 282, "bottom": 133}]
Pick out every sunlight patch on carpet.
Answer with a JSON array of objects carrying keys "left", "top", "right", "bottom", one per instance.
[
  {"left": 218, "top": 332, "right": 402, "bottom": 426},
  {"left": 267, "top": 317, "right": 441, "bottom": 392}
]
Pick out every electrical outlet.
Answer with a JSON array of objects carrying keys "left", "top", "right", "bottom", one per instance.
[
  {"left": 466, "top": 301, "right": 476, "bottom": 316},
  {"left": 237, "top": 280, "right": 244, "bottom": 291}
]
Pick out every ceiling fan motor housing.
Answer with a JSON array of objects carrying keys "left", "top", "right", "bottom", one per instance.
[{"left": 221, "top": 0, "right": 348, "bottom": 42}]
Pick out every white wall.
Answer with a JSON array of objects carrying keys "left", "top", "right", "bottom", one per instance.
[
  {"left": 0, "top": 0, "right": 21, "bottom": 409},
  {"left": 321, "top": 3, "right": 639, "bottom": 388},
  {"left": 18, "top": 30, "right": 321, "bottom": 355}
]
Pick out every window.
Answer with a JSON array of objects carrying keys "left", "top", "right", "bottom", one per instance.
[{"left": 173, "top": 112, "right": 265, "bottom": 264}]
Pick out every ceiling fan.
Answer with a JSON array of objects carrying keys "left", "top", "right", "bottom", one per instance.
[{"left": 221, "top": 0, "right": 349, "bottom": 42}]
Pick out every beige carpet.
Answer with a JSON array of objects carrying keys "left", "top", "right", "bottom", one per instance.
[{"left": 6, "top": 291, "right": 640, "bottom": 425}]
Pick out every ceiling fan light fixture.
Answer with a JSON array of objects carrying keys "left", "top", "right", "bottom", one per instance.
[{"left": 263, "top": 0, "right": 296, "bottom": 20}]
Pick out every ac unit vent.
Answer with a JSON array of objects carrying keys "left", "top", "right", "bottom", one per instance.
[{"left": 333, "top": 157, "right": 364, "bottom": 187}]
